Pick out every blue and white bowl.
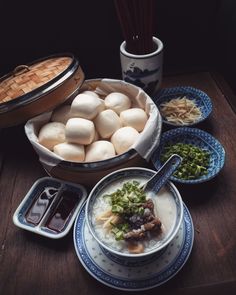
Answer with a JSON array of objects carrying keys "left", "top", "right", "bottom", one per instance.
[
  {"left": 85, "top": 167, "right": 183, "bottom": 260},
  {"left": 153, "top": 86, "right": 213, "bottom": 126},
  {"left": 151, "top": 127, "right": 225, "bottom": 184}
]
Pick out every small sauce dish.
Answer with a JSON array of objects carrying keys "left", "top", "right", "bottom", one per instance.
[{"left": 13, "top": 177, "right": 87, "bottom": 238}]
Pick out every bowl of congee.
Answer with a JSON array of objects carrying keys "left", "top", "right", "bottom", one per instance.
[
  {"left": 85, "top": 167, "right": 183, "bottom": 259},
  {"left": 25, "top": 79, "right": 162, "bottom": 186}
]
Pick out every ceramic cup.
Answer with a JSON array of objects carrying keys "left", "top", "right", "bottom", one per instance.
[{"left": 120, "top": 36, "right": 163, "bottom": 95}]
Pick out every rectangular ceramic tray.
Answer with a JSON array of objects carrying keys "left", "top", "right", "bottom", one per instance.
[{"left": 13, "top": 177, "right": 87, "bottom": 238}]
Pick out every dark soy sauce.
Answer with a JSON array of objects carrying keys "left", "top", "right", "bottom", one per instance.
[
  {"left": 26, "top": 187, "right": 58, "bottom": 225},
  {"left": 46, "top": 190, "right": 79, "bottom": 232}
]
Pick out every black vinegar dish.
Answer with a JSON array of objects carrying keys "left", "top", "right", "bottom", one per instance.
[{"left": 13, "top": 177, "right": 87, "bottom": 238}]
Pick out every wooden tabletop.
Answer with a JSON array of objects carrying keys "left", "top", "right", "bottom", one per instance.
[{"left": 0, "top": 71, "right": 236, "bottom": 295}]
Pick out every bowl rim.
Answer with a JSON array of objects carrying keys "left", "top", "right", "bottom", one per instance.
[
  {"left": 151, "top": 127, "right": 226, "bottom": 184},
  {"left": 57, "top": 148, "right": 138, "bottom": 171},
  {"left": 85, "top": 166, "right": 184, "bottom": 258},
  {"left": 153, "top": 86, "right": 213, "bottom": 126}
]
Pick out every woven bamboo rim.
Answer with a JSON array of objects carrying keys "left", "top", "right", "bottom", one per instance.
[{"left": 0, "top": 56, "right": 72, "bottom": 104}]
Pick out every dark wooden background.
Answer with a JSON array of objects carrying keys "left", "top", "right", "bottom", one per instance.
[
  {"left": 1, "top": 1, "right": 236, "bottom": 294},
  {"left": 0, "top": 0, "right": 236, "bottom": 93},
  {"left": 1, "top": 71, "right": 236, "bottom": 295}
]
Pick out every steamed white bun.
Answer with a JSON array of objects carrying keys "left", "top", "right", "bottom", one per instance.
[
  {"left": 81, "top": 90, "right": 99, "bottom": 97},
  {"left": 120, "top": 108, "right": 148, "bottom": 132},
  {"left": 94, "top": 109, "right": 121, "bottom": 138},
  {"left": 71, "top": 93, "right": 103, "bottom": 119},
  {"left": 111, "top": 127, "right": 139, "bottom": 154},
  {"left": 104, "top": 92, "right": 131, "bottom": 114},
  {"left": 53, "top": 142, "right": 85, "bottom": 162},
  {"left": 65, "top": 118, "right": 95, "bottom": 145},
  {"left": 98, "top": 99, "right": 106, "bottom": 112},
  {"left": 85, "top": 140, "right": 115, "bottom": 162},
  {"left": 38, "top": 122, "right": 65, "bottom": 150},
  {"left": 81, "top": 91, "right": 105, "bottom": 112},
  {"left": 92, "top": 130, "right": 100, "bottom": 143},
  {"left": 51, "top": 105, "right": 72, "bottom": 124}
]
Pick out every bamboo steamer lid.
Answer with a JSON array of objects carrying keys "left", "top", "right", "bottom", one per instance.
[{"left": 0, "top": 53, "right": 85, "bottom": 128}]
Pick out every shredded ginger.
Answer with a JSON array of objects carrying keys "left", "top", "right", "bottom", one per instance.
[{"left": 160, "top": 96, "right": 202, "bottom": 125}]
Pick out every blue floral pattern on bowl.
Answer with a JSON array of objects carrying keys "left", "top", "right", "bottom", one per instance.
[
  {"left": 73, "top": 202, "right": 194, "bottom": 291},
  {"left": 85, "top": 167, "right": 183, "bottom": 259},
  {"left": 152, "top": 86, "right": 213, "bottom": 126},
  {"left": 151, "top": 127, "right": 225, "bottom": 184}
]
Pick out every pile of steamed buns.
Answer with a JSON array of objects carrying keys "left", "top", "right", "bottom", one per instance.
[{"left": 38, "top": 91, "right": 148, "bottom": 162}]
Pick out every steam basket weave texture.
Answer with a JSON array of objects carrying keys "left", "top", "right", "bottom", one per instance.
[
  {"left": 0, "top": 53, "right": 84, "bottom": 128},
  {"left": 0, "top": 57, "right": 72, "bottom": 103}
]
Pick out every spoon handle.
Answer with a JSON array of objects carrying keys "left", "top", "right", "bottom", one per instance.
[{"left": 143, "top": 154, "right": 182, "bottom": 194}]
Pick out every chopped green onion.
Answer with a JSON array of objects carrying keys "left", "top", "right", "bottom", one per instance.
[
  {"left": 161, "top": 143, "right": 210, "bottom": 180},
  {"left": 102, "top": 180, "right": 148, "bottom": 240},
  {"left": 111, "top": 222, "right": 130, "bottom": 240},
  {"left": 112, "top": 204, "right": 124, "bottom": 214},
  {"left": 105, "top": 181, "right": 146, "bottom": 215}
]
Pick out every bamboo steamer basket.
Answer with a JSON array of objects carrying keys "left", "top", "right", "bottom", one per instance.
[
  {"left": 1, "top": 53, "right": 161, "bottom": 187},
  {"left": 0, "top": 53, "right": 84, "bottom": 128}
]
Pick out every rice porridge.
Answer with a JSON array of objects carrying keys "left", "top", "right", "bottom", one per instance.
[{"left": 91, "top": 176, "right": 177, "bottom": 254}]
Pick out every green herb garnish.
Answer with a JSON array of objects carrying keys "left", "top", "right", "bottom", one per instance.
[
  {"left": 161, "top": 143, "right": 210, "bottom": 180},
  {"left": 103, "top": 180, "right": 147, "bottom": 240},
  {"left": 108, "top": 180, "right": 146, "bottom": 215},
  {"left": 111, "top": 223, "right": 130, "bottom": 240}
]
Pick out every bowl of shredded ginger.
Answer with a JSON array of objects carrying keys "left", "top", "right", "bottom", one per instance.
[{"left": 153, "top": 86, "right": 212, "bottom": 127}]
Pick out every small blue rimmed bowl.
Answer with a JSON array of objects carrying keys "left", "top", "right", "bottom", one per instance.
[
  {"left": 151, "top": 127, "right": 225, "bottom": 184},
  {"left": 153, "top": 86, "right": 213, "bottom": 127}
]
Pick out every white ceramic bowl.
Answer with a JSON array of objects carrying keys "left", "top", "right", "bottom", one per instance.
[{"left": 85, "top": 167, "right": 184, "bottom": 260}]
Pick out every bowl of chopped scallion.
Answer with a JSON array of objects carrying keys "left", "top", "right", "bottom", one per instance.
[
  {"left": 153, "top": 86, "right": 212, "bottom": 126},
  {"left": 151, "top": 127, "right": 225, "bottom": 184}
]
